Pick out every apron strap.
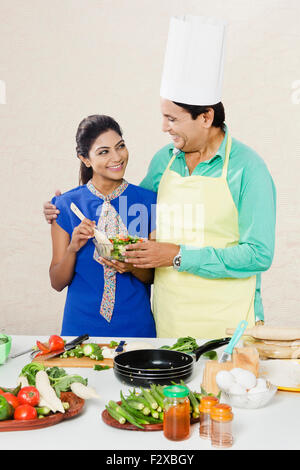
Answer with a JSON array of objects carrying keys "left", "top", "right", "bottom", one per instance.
[
  {"left": 163, "top": 134, "right": 232, "bottom": 182},
  {"left": 221, "top": 133, "right": 232, "bottom": 179},
  {"left": 166, "top": 151, "right": 177, "bottom": 171}
]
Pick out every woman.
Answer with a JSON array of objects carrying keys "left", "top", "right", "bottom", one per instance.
[{"left": 50, "top": 114, "right": 157, "bottom": 337}]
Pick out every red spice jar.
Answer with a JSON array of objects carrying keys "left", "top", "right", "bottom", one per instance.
[
  {"left": 199, "top": 395, "right": 219, "bottom": 439},
  {"left": 163, "top": 385, "right": 190, "bottom": 441},
  {"left": 210, "top": 403, "right": 234, "bottom": 448}
]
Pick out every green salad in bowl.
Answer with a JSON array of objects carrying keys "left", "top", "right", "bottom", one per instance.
[{"left": 94, "top": 235, "right": 146, "bottom": 261}]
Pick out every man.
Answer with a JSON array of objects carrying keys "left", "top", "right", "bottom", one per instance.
[{"left": 43, "top": 16, "right": 276, "bottom": 338}]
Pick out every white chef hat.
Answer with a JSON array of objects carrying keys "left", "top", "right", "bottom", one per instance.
[{"left": 160, "top": 15, "right": 227, "bottom": 106}]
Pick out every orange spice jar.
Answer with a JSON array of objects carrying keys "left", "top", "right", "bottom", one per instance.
[
  {"left": 210, "top": 403, "right": 234, "bottom": 448},
  {"left": 163, "top": 385, "right": 190, "bottom": 441},
  {"left": 199, "top": 395, "right": 219, "bottom": 439}
]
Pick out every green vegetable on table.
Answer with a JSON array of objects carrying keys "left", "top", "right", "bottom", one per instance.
[
  {"left": 108, "top": 400, "right": 145, "bottom": 429},
  {"left": 160, "top": 336, "right": 218, "bottom": 360},
  {"left": 160, "top": 336, "right": 199, "bottom": 354},
  {"left": 60, "top": 343, "right": 104, "bottom": 361},
  {"left": 105, "top": 405, "right": 126, "bottom": 425},
  {"left": 105, "top": 383, "right": 220, "bottom": 429},
  {"left": 94, "top": 364, "right": 110, "bottom": 371},
  {"left": 35, "top": 406, "right": 51, "bottom": 417},
  {"left": 46, "top": 367, "right": 88, "bottom": 397},
  {"left": 0, "top": 395, "right": 14, "bottom": 421},
  {"left": 19, "top": 363, "right": 46, "bottom": 386},
  {"left": 18, "top": 363, "right": 88, "bottom": 399}
]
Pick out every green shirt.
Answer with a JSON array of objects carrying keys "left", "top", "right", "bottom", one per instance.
[{"left": 140, "top": 125, "right": 277, "bottom": 321}]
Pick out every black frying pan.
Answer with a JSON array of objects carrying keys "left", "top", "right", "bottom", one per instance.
[
  {"left": 113, "top": 337, "right": 230, "bottom": 387},
  {"left": 114, "top": 368, "right": 194, "bottom": 387}
]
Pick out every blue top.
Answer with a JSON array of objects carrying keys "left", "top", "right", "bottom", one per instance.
[{"left": 51, "top": 182, "right": 157, "bottom": 337}]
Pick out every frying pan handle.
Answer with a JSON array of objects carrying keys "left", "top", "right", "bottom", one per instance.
[{"left": 194, "top": 337, "right": 231, "bottom": 362}]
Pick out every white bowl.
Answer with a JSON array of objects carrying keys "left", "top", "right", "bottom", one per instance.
[{"left": 221, "top": 381, "right": 277, "bottom": 409}]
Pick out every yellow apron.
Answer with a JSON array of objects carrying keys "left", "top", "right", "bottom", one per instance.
[{"left": 153, "top": 134, "right": 256, "bottom": 339}]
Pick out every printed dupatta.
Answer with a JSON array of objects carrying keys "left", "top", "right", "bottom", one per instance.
[{"left": 87, "top": 179, "right": 129, "bottom": 322}]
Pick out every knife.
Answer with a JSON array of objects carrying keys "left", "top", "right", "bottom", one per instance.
[
  {"left": 30, "top": 334, "right": 90, "bottom": 360},
  {"left": 10, "top": 347, "right": 36, "bottom": 359},
  {"left": 115, "top": 340, "right": 126, "bottom": 353},
  {"left": 219, "top": 320, "right": 248, "bottom": 363}
]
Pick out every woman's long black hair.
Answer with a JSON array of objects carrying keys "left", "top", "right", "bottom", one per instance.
[{"left": 76, "top": 114, "right": 123, "bottom": 185}]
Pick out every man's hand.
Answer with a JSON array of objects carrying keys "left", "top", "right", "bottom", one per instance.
[
  {"left": 43, "top": 189, "right": 61, "bottom": 224},
  {"left": 124, "top": 240, "right": 180, "bottom": 269},
  {"left": 97, "top": 256, "right": 134, "bottom": 274}
]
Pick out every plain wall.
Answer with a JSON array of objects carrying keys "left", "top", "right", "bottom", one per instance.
[{"left": 1, "top": 0, "right": 300, "bottom": 334}]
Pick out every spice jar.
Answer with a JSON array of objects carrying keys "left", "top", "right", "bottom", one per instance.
[
  {"left": 210, "top": 403, "right": 234, "bottom": 448},
  {"left": 163, "top": 385, "right": 190, "bottom": 441},
  {"left": 199, "top": 395, "right": 219, "bottom": 439}
]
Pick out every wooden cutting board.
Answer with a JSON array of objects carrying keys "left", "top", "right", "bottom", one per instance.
[{"left": 32, "top": 343, "right": 114, "bottom": 368}]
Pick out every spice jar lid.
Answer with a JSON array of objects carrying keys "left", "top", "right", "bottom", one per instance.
[
  {"left": 210, "top": 403, "right": 233, "bottom": 422},
  {"left": 163, "top": 385, "right": 190, "bottom": 398},
  {"left": 199, "top": 395, "right": 219, "bottom": 413}
]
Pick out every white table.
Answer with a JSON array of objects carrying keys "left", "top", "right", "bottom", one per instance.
[{"left": 0, "top": 336, "right": 299, "bottom": 451}]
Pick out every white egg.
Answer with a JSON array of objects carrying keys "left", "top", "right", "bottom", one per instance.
[
  {"left": 216, "top": 370, "right": 236, "bottom": 391},
  {"left": 230, "top": 368, "right": 257, "bottom": 390},
  {"left": 248, "top": 386, "right": 263, "bottom": 394},
  {"left": 248, "top": 378, "right": 268, "bottom": 393},
  {"left": 256, "top": 378, "right": 268, "bottom": 389},
  {"left": 228, "top": 382, "right": 247, "bottom": 395}
]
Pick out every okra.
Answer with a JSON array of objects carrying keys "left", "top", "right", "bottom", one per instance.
[
  {"left": 181, "top": 382, "right": 200, "bottom": 416},
  {"left": 141, "top": 406, "right": 151, "bottom": 416},
  {"left": 140, "top": 388, "right": 158, "bottom": 410},
  {"left": 150, "top": 385, "right": 164, "bottom": 409},
  {"left": 120, "top": 396, "right": 150, "bottom": 425},
  {"left": 106, "top": 405, "right": 126, "bottom": 424},
  {"left": 35, "top": 406, "right": 51, "bottom": 416},
  {"left": 108, "top": 401, "right": 144, "bottom": 429},
  {"left": 128, "top": 394, "right": 149, "bottom": 408},
  {"left": 155, "top": 385, "right": 166, "bottom": 400},
  {"left": 126, "top": 400, "right": 144, "bottom": 411}
]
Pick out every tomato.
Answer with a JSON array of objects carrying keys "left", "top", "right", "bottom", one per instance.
[
  {"left": 14, "top": 404, "right": 37, "bottom": 420},
  {"left": 48, "top": 335, "right": 64, "bottom": 351},
  {"left": 17, "top": 386, "right": 40, "bottom": 407},
  {"left": 2, "top": 392, "right": 20, "bottom": 409},
  {"left": 36, "top": 340, "right": 51, "bottom": 353}
]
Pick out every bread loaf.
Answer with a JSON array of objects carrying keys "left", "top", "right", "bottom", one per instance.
[{"left": 226, "top": 326, "right": 300, "bottom": 341}]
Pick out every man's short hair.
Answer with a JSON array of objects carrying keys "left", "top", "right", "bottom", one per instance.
[{"left": 172, "top": 101, "right": 225, "bottom": 130}]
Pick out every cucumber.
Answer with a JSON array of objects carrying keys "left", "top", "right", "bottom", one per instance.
[{"left": 82, "top": 344, "right": 97, "bottom": 356}]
